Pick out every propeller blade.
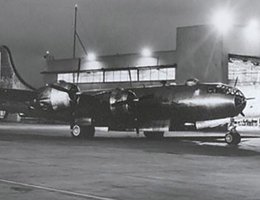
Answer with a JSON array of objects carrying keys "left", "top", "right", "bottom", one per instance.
[
  {"left": 50, "top": 84, "right": 70, "bottom": 93},
  {"left": 234, "top": 77, "right": 238, "bottom": 87},
  {"left": 50, "top": 83, "right": 80, "bottom": 102},
  {"left": 240, "top": 112, "right": 245, "bottom": 117},
  {"left": 245, "top": 97, "right": 255, "bottom": 100}
]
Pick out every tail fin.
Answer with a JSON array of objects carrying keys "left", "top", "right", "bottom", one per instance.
[{"left": 0, "top": 45, "right": 35, "bottom": 90}]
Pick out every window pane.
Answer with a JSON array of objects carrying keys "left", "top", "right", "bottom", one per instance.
[
  {"left": 130, "top": 70, "right": 138, "bottom": 81},
  {"left": 78, "top": 73, "right": 88, "bottom": 83},
  {"left": 139, "top": 69, "right": 150, "bottom": 81},
  {"left": 57, "top": 74, "right": 63, "bottom": 81},
  {"left": 166, "top": 68, "right": 175, "bottom": 80},
  {"left": 57, "top": 73, "right": 73, "bottom": 82},
  {"left": 105, "top": 71, "right": 114, "bottom": 82},
  {"left": 113, "top": 71, "right": 121, "bottom": 82},
  {"left": 93, "top": 71, "right": 103, "bottom": 82},
  {"left": 120, "top": 70, "right": 130, "bottom": 82},
  {"left": 103, "top": 70, "right": 138, "bottom": 82},
  {"left": 150, "top": 69, "right": 159, "bottom": 80},
  {"left": 158, "top": 68, "right": 167, "bottom": 80},
  {"left": 86, "top": 72, "right": 93, "bottom": 83}
]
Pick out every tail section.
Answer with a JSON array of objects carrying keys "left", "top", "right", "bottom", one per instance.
[{"left": 0, "top": 45, "right": 35, "bottom": 90}]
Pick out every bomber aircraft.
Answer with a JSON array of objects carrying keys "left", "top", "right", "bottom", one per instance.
[{"left": 0, "top": 46, "right": 248, "bottom": 145}]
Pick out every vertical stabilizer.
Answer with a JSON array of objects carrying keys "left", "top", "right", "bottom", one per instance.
[{"left": 0, "top": 45, "right": 35, "bottom": 90}]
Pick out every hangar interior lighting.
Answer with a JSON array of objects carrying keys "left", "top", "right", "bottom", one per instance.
[
  {"left": 141, "top": 48, "right": 152, "bottom": 57},
  {"left": 244, "top": 19, "right": 259, "bottom": 41},
  {"left": 87, "top": 53, "right": 97, "bottom": 61},
  {"left": 212, "top": 9, "right": 234, "bottom": 34},
  {"left": 248, "top": 19, "right": 259, "bottom": 30}
]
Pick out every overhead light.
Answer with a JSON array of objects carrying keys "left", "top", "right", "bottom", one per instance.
[
  {"left": 43, "top": 50, "right": 51, "bottom": 59},
  {"left": 212, "top": 9, "right": 234, "bottom": 34},
  {"left": 141, "top": 48, "right": 152, "bottom": 57},
  {"left": 87, "top": 53, "right": 96, "bottom": 61}
]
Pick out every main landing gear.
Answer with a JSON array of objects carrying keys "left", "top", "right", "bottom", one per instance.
[
  {"left": 70, "top": 124, "right": 95, "bottom": 139},
  {"left": 225, "top": 127, "right": 241, "bottom": 145}
]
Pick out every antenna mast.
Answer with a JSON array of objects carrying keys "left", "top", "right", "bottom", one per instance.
[
  {"left": 73, "top": 4, "right": 78, "bottom": 58},
  {"left": 72, "top": 4, "right": 87, "bottom": 58}
]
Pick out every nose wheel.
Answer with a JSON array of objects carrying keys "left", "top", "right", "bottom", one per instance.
[{"left": 225, "top": 128, "right": 241, "bottom": 145}]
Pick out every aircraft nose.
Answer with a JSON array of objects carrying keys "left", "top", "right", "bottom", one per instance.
[{"left": 234, "top": 89, "right": 246, "bottom": 113}]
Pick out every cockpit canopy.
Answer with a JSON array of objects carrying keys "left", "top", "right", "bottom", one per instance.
[{"left": 207, "top": 84, "right": 243, "bottom": 96}]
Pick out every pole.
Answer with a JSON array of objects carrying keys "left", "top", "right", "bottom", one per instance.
[{"left": 73, "top": 4, "right": 78, "bottom": 58}]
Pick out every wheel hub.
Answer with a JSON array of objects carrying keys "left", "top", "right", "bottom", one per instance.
[
  {"left": 72, "top": 125, "right": 81, "bottom": 137},
  {"left": 225, "top": 134, "right": 233, "bottom": 143}
]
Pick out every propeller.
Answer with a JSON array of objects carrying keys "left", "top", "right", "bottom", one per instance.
[
  {"left": 232, "top": 77, "right": 256, "bottom": 118},
  {"left": 234, "top": 77, "right": 238, "bottom": 87},
  {"left": 110, "top": 90, "right": 154, "bottom": 135},
  {"left": 50, "top": 82, "right": 80, "bottom": 102},
  {"left": 245, "top": 97, "right": 255, "bottom": 101}
]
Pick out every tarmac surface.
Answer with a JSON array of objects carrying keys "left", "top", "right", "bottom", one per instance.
[{"left": 0, "top": 122, "right": 260, "bottom": 200}]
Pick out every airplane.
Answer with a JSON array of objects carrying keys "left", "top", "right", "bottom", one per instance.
[{"left": 0, "top": 45, "right": 247, "bottom": 145}]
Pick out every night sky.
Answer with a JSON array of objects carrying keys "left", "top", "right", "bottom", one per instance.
[{"left": 0, "top": 0, "right": 260, "bottom": 87}]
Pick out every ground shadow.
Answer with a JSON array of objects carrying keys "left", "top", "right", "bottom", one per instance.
[{"left": 0, "top": 129, "right": 259, "bottom": 157}]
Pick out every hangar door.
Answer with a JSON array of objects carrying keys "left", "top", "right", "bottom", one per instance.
[{"left": 228, "top": 54, "right": 260, "bottom": 86}]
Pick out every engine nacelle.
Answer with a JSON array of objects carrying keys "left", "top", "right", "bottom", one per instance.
[
  {"left": 109, "top": 88, "right": 137, "bottom": 117},
  {"left": 35, "top": 82, "right": 79, "bottom": 111},
  {"left": 195, "top": 118, "right": 231, "bottom": 130}
]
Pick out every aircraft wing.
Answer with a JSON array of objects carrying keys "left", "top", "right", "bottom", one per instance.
[
  {"left": 0, "top": 88, "right": 36, "bottom": 113},
  {"left": 0, "top": 88, "right": 36, "bottom": 102}
]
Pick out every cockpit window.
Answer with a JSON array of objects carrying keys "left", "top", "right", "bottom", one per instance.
[
  {"left": 235, "top": 90, "right": 244, "bottom": 97},
  {"left": 207, "top": 84, "right": 237, "bottom": 95}
]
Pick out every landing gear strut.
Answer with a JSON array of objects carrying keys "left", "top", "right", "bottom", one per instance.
[
  {"left": 70, "top": 124, "right": 95, "bottom": 139},
  {"left": 225, "top": 127, "right": 241, "bottom": 145}
]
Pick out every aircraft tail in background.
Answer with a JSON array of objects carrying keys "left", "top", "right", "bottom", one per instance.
[{"left": 0, "top": 45, "right": 35, "bottom": 90}]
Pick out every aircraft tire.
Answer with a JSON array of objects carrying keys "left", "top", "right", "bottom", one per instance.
[
  {"left": 71, "top": 124, "right": 95, "bottom": 139},
  {"left": 144, "top": 131, "right": 164, "bottom": 139},
  {"left": 225, "top": 132, "right": 241, "bottom": 145}
]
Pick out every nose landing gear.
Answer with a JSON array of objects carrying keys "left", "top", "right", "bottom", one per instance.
[{"left": 225, "top": 127, "right": 241, "bottom": 145}]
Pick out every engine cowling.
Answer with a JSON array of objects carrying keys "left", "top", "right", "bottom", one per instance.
[
  {"left": 109, "top": 88, "right": 137, "bottom": 117},
  {"left": 35, "top": 81, "right": 79, "bottom": 111}
]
